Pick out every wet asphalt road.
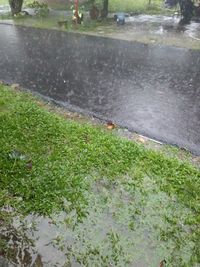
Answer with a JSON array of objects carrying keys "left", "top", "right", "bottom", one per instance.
[{"left": 0, "top": 24, "right": 200, "bottom": 154}]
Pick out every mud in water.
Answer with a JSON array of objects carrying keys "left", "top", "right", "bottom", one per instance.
[{"left": 0, "top": 177, "right": 198, "bottom": 267}]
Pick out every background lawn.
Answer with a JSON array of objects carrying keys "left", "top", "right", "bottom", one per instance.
[
  {"left": 0, "top": 0, "right": 165, "bottom": 13},
  {"left": 109, "top": 0, "right": 164, "bottom": 13}
]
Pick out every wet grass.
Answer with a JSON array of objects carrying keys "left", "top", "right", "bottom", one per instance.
[
  {"left": 0, "top": 85, "right": 200, "bottom": 266},
  {"left": 0, "top": 0, "right": 7, "bottom": 5},
  {"left": 0, "top": 0, "right": 165, "bottom": 13},
  {"left": 109, "top": 0, "right": 168, "bottom": 14},
  {"left": 0, "top": 10, "right": 113, "bottom": 33},
  {"left": 48, "top": 0, "right": 170, "bottom": 15},
  {"left": 33, "top": 0, "right": 166, "bottom": 14}
]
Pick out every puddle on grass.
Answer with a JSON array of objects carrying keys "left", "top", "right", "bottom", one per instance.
[
  {"left": 95, "top": 15, "right": 200, "bottom": 49},
  {"left": 1, "top": 9, "right": 200, "bottom": 46},
  {"left": 0, "top": 5, "right": 9, "bottom": 15},
  {"left": 0, "top": 176, "right": 198, "bottom": 267},
  {"left": 124, "top": 15, "right": 200, "bottom": 39}
]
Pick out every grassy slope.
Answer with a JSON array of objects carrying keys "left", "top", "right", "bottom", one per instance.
[{"left": 0, "top": 85, "right": 199, "bottom": 266}]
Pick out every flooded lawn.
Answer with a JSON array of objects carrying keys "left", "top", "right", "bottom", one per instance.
[
  {"left": 92, "top": 15, "right": 200, "bottom": 49},
  {"left": 0, "top": 5, "right": 9, "bottom": 15},
  {"left": 0, "top": 86, "right": 200, "bottom": 267},
  {"left": 0, "top": 11, "right": 200, "bottom": 267},
  {"left": 1, "top": 177, "right": 199, "bottom": 267}
]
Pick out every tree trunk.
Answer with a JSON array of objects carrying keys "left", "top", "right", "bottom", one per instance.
[
  {"left": 9, "top": 0, "right": 23, "bottom": 15},
  {"left": 179, "top": 0, "right": 194, "bottom": 23},
  {"left": 101, "top": 0, "right": 108, "bottom": 18}
]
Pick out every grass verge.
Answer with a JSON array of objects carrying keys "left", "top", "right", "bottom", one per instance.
[
  {"left": 0, "top": 85, "right": 199, "bottom": 266},
  {"left": 0, "top": 11, "right": 114, "bottom": 33},
  {"left": 0, "top": 0, "right": 173, "bottom": 30}
]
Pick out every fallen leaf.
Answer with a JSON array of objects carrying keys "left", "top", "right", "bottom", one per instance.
[{"left": 106, "top": 121, "right": 116, "bottom": 130}]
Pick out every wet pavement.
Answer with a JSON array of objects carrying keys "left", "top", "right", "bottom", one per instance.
[
  {"left": 109, "top": 14, "right": 200, "bottom": 43},
  {"left": 0, "top": 24, "right": 200, "bottom": 154}
]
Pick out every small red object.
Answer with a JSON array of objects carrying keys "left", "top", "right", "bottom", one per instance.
[{"left": 106, "top": 121, "right": 116, "bottom": 130}]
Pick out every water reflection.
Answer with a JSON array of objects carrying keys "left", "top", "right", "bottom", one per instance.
[
  {"left": 127, "top": 14, "right": 200, "bottom": 40},
  {"left": 0, "top": 176, "right": 198, "bottom": 266}
]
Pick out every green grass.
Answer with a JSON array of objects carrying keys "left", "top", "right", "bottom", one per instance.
[
  {"left": 0, "top": 0, "right": 173, "bottom": 33},
  {"left": 0, "top": 0, "right": 170, "bottom": 14},
  {"left": 0, "top": 85, "right": 200, "bottom": 266},
  {"left": 85, "top": 0, "right": 166, "bottom": 14},
  {"left": 0, "top": 10, "right": 113, "bottom": 33},
  {"left": 108, "top": 0, "right": 166, "bottom": 14},
  {"left": 0, "top": 0, "right": 8, "bottom": 5}
]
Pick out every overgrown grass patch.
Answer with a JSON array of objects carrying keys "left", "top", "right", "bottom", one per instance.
[{"left": 0, "top": 85, "right": 200, "bottom": 266}]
